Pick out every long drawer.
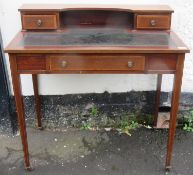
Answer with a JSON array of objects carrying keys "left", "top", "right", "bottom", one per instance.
[{"left": 48, "top": 54, "right": 146, "bottom": 71}]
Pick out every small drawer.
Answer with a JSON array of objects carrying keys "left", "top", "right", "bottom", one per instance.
[
  {"left": 136, "top": 15, "right": 171, "bottom": 29},
  {"left": 49, "top": 54, "right": 145, "bottom": 71},
  {"left": 16, "top": 55, "right": 46, "bottom": 70},
  {"left": 22, "top": 15, "right": 58, "bottom": 30}
]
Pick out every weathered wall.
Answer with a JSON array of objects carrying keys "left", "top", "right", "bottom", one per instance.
[{"left": 0, "top": 0, "right": 192, "bottom": 95}]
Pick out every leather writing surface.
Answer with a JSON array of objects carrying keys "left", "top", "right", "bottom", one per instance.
[{"left": 19, "top": 28, "right": 175, "bottom": 47}]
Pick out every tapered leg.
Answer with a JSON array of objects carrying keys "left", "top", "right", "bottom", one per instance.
[
  {"left": 154, "top": 74, "right": 162, "bottom": 127},
  {"left": 9, "top": 55, "right": 31, "bottom": 170},
  {"left": 32, "top": 74, "right": 42, "bottom": 129},
  {"left": 165, "top": 54, "right": 185, "bottom": 170}
]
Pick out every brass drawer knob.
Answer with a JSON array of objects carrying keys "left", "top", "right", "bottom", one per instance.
[
  {"left": 128, "top": 61, "right": 134, "bottom": 68},
  {"left": 150, "top": 19, "right": 157, "bottom": 26},
  {"left": 37, "top": 19, "right": 42, "bottom": 26},
  {"left": 61, "top": 60, "right": 67, "bottom": 68}
]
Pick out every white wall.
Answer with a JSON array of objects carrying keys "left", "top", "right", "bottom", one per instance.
[{"left": 0, "top": 0, "right": 192, "bottom": 95}]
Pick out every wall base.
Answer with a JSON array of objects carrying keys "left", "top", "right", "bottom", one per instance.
[{"left": 4, "top": 91, "right": 193, "bottom": 134}]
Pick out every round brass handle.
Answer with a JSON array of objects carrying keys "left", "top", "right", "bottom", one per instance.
[
  {"left": 128, "top": 61, "right": 134, "bottom": 68},
  {"left": 61, "top": 60, "right": 67, "bottom": 68},
  {"left": 37, "top": 19, "right": 42, "bottom": 26},
  {"left": 150, "top": 19, "right": 157, "bottom": 26}
]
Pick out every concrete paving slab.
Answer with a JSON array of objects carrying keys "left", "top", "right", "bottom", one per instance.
[{"left": 0, "top": 128, "right": 193, "bottom": 175}]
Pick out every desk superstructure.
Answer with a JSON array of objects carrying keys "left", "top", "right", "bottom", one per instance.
[{"left": 5, "top": 4, "right": 189, "bottom": 170}]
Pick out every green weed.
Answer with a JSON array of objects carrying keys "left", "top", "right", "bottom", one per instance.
[
  {"left": 90, "top": 106, "right": 99, "bottom": 117},
  {"left": 183, "top": 110, "right": 193, "bottom": 132},
  {"left": 117, "top": 118, "right": 139, "bottom": 136},
  {"left": 80, "top": 122, "right": 92, "bottom": 130}
]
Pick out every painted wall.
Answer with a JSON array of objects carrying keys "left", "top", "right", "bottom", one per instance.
[{"left": 0, "top": 0, "right": 192, "bottom": 95}]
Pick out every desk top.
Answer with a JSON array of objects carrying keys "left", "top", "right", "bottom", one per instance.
[{"left": 5, "top": 28, "right": 189, "bottom": 54}]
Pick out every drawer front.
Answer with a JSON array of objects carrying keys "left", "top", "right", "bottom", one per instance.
[
  {"left": 49, "top": 54, "right": 145, "bottom": 71},
  {"left": 136, "top": 15, "right": 171, "bottom": 29},
  {"left": 16, "top": 55, "right": 46, "bottom": 70},
  {"left": 22, "top": 15, "right": 57, "bottom": 29}
]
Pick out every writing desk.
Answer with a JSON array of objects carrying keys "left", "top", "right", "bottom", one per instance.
[{"left": 5, "top": 4, "right": 189, "bottom": 171}]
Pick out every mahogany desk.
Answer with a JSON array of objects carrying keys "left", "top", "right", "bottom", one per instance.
[{"left": 5, "top": 4, "right": 190, "bottom": 171}]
